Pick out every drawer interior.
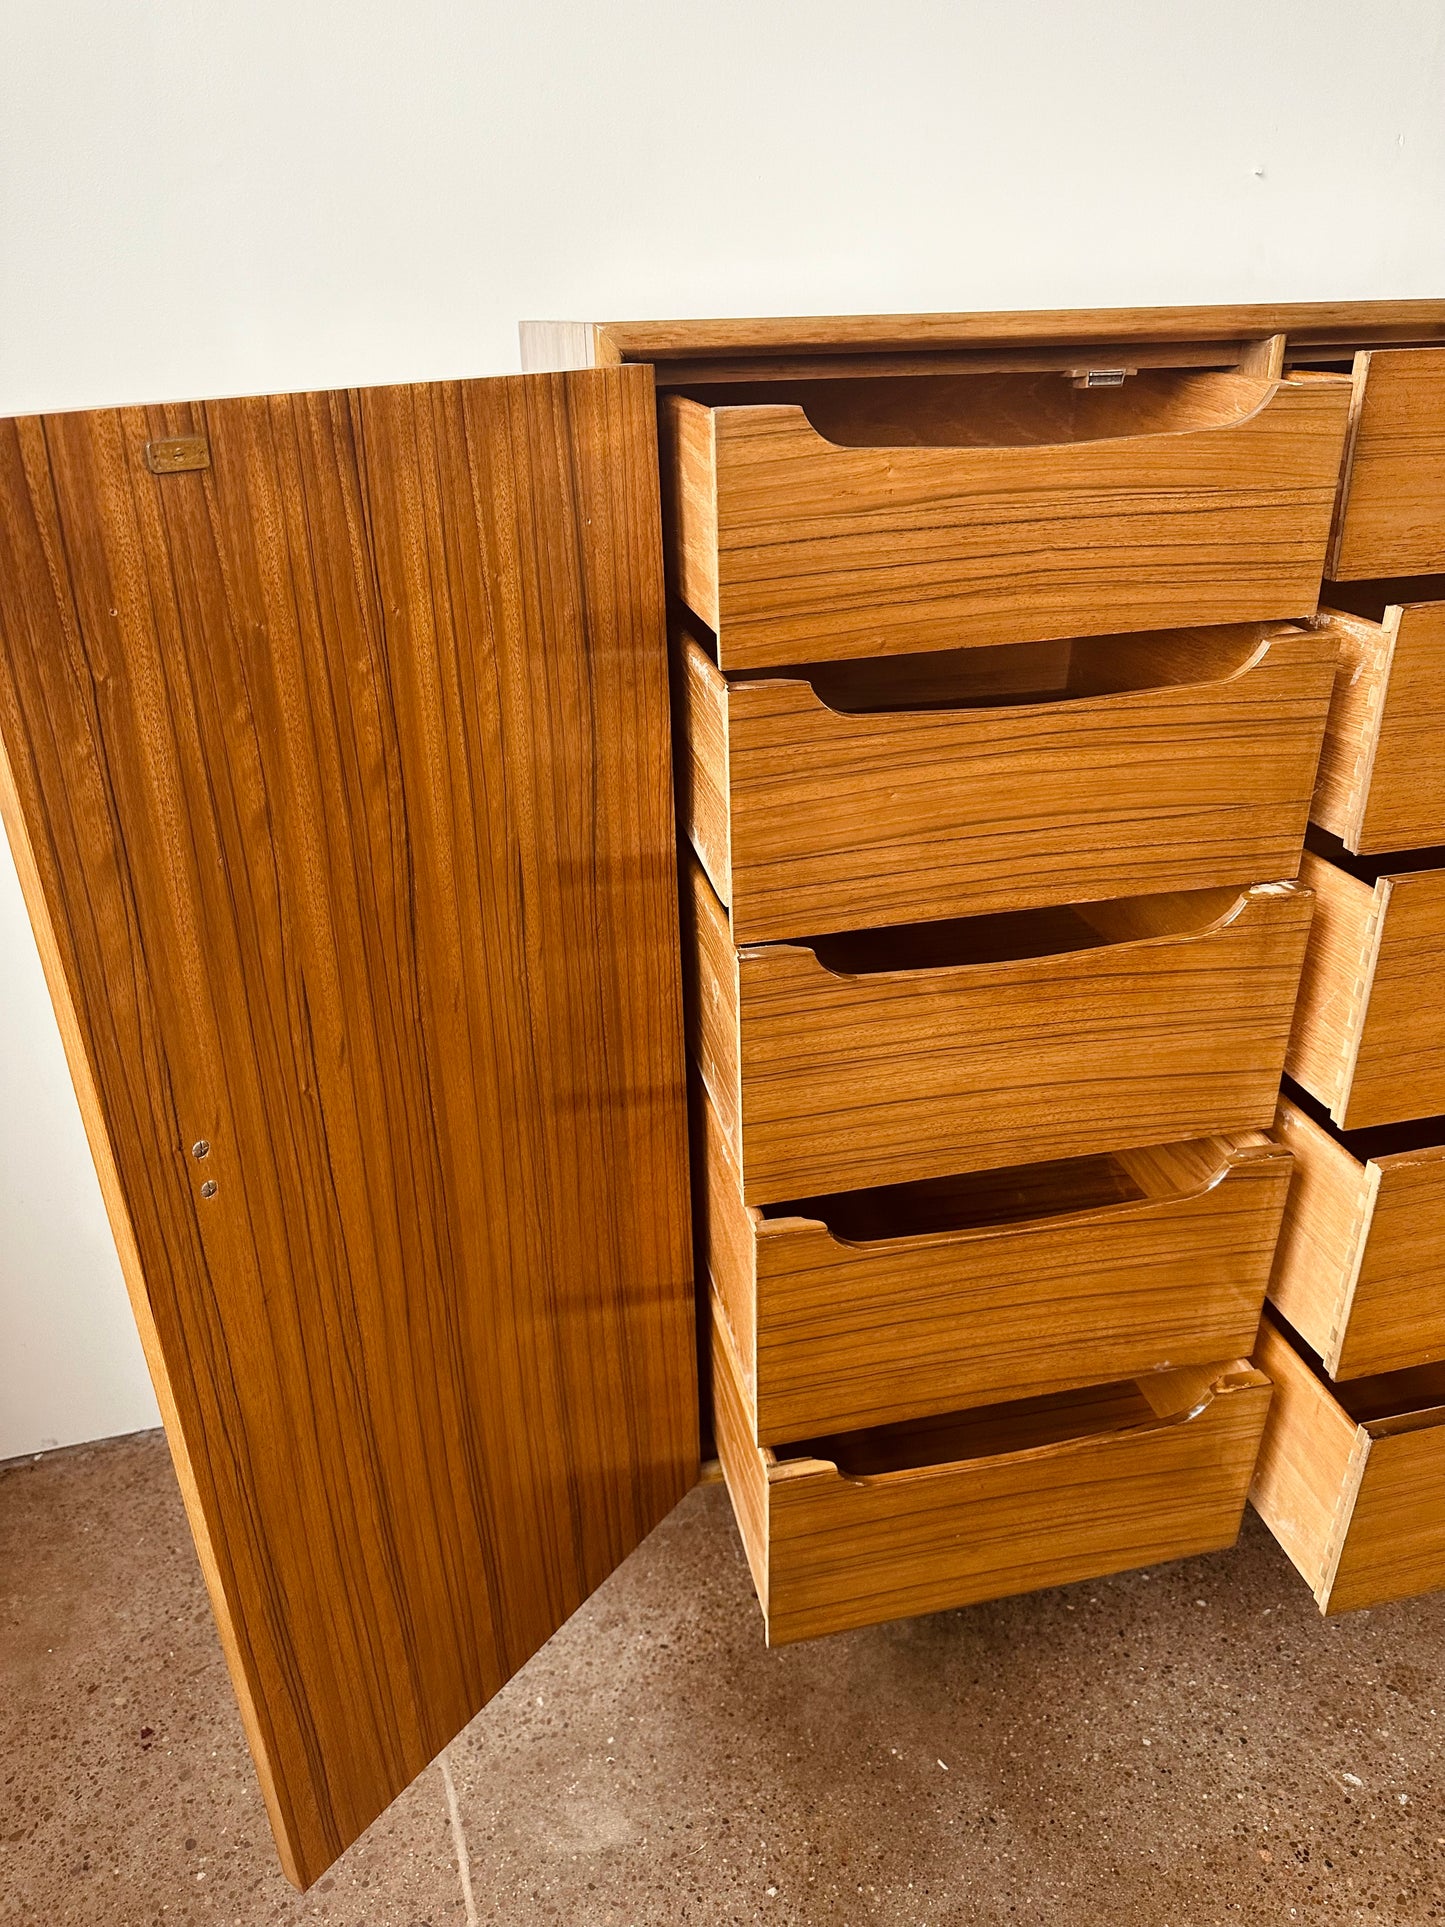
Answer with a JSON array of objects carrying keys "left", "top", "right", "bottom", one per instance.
[
  {"left": 775, "top": 1374, "right": 1185, "bottom": 1477},
  {"left": 1280, "top": 1076, "right": 1445, "bottom": 1163},
  {"left": 1305, "top": 823, "right": 1445, "bottom": 882},
  {"left": 1324, "top": 1358, "right": 1445, "bottom": 1432},
  {"left": 759, "top": 1135, "right": 1242, "bottom": 1242},
  {"left": 726, "top": 623, "right": 1280, "bottom": 714},
  {"left": 1323, "top": 575, "right": 1445, "bottom": 619},
  {"left": 1274, "top": 1311, "right": 1445, "bottom": 1433},
  {"left": 798, "top": 883, "right": 1246, "bottom": 974},
  {"left": 682, "top": 368, "right": 1277, "bottom": 450},
  {"left": 761, "top": 1151, "right": 1144, "bottom": 1239}
]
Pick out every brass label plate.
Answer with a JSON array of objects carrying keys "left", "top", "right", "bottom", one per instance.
[{"left": 144, "top": 436, "right": 210, "bottom": 475}]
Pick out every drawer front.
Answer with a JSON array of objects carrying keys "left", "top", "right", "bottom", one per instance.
[
  {"left": 689, "top": 858, "right": 1314, "bottom": 1203},
  {"left": 1312, "top": 601, "right": 1445, "bottom": 855},
  {"left": 1252, "top": 1315, "right": 1445, "bottom": 1613},
  {"left": 702, "top": 1091, "right": 1291, "bottom": 1442},
  {"left": 1287, "top": 850, "right": 1445, "bottom": 1130},
  {"left": 678, "top": 623, "right": 1336, "bottom": 943},
  {"left": 715, "top": 1305, "right": 1271, "bottom": 1645},
  {"left": 1270, "top": 1099, "right": 1445, "bottom": 1379},
  {"left": 1331, "top": 349, "right": 1445, "bottom": 580},
  {"left": 664, "top": 374, "right": 1352, "bottom": 670}
]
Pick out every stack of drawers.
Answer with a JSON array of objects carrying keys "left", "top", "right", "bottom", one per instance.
[
  {"left": 1251, "top": 346, "right": 1445, "bottom": 1613},
  {"left": 661, "top": 342, "right": 1353, "bottom": 1642}
]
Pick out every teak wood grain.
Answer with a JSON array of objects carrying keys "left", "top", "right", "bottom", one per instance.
[
  {"left": 698, "top": 1087, "right": 1291, "bottom": 1443},
  {"left": 1271, "top": 1098, "right": 1445, "bottom": 1379},
  {"left": 1311, "top": 594, "right": 1445, "bottom": 853},
  {"left": 714, "top": 1300, "right": 1271, "bottom": 1645},
  {"left": 687, "top": 857, "right": 1315, "bottom": 1204},
  {"left": 675, "top": 619, "right": 1336, "bottom": 941},
  {"left": 1251, "top": 1314, "right": 1445, "bottom": 1614},
  {"left": 0, "top": 370, "right": 696, "bottom": 1887},
  {"left": 520, "top": 303, "right": 1445, "bottom": 374},
  {"left": 1286, "top": 844, "right": 1445, "bottom": 1129},
  {"left": 1330, "top": 349, "right": 1445, "bottom": 579},
  {"left": 661, "top": 373, "right": 1352, "bottom": 668}
]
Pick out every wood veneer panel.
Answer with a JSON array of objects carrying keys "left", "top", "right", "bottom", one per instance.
[
  {"left": 689, "top": 858, "right": 1314, "bottom": 1203},
  {"left": 1330, "top": 349, "right": 1445, "bottom": 579},
  {"left": 700, "top": 1087, "right": 1290, "bottom": 1442},
  {"left": 676, "top": 618, "right": 1335, "bottom": 941},
  {"left": 663, "top": 374, "right": 1351, "bottom": 668},
  {"left": 0, "top": 369, "right": 696, "bottom": 1886},
  {"left": 714, "top": 1301, "right": 1271, "bottom": 1645}
]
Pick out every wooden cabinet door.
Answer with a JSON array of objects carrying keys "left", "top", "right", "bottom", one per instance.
[{"left": 0, "top": 369, "right": 697, "bottom": 1888}]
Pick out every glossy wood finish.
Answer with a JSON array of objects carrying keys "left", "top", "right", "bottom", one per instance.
[
  {"left": 676, "top": 619, "right": 1336, "bottom": 941},
  {"left": 1311, "top": 590, "right": 1445, "bottom": 853},
  {"left": 662, "top": 373, "right": 1351, "bottom": 669},
  {"left": 700, "top": 1088, "right": 1290, "bottom": 1443},
  {"left": 715, "top": 1300, "right": 1271, "bottom": 1645},
  {"left": 1286, "top": 842, "right": 1445, "bottom": 1129},
  {"left": 0, "top": 370, "right": 697, "bottom": 1888},
  {"left": 1330, "top": 350, "right": 1445, "bottom": 580},
  {"left": 688, "top": 857, "right": 1314, "bottom": 1204},
  {"left": 1252, "top": 1314, "right": 1445, "bottom": 1614},
  {"left": 1271, "top": 1098, "right": 1445, "bottom": 1380},
  {"left": 521, "top": 302, "right": 1445, "bottom": 376}
]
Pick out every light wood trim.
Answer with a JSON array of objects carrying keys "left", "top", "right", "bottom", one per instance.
[
  {"left": 1309, "top": 608, "right": 1399, "bottom": 851},
  {"left": 1272, "top": 1098, "right": 1445, "bottom": 1380},
  {"left": 1269, "top": 1099, "right": 1379, "bottom": 1376},
  {"left": 715, "top": 1297, "right": 1271, "bottom": 1645},
  {"left": 1250, "top": 1314, "right": 1366, "bottom": 1605},
  {"left": 664, "top": 375, "right": 1352, "bottom": 669},
  {"left": 517, "top": 321, "right": 607, "bottom": 372},
  {"left": 700, "top": 1082, "right": 1290, "bottom": 1442},
  {"left": 675, "top": 618, "right": 1336, "bottom": 941},
  {"left": 0, "top": 370, "right": 696, "bottom": 1887},
  {"left": 1283, "top": 849, "right": 1383, "bottom": 1123},
  {"left": 1311, "top": 599, "right": 1445, "bottom": 853},
  {"left": 688, "top": 858, "right": 1314, "bottom": 1202}
]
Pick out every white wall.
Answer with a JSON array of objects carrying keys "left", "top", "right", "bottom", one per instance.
[{"left": 2, "top": 0, "right": 1443, "bottom": 1454}]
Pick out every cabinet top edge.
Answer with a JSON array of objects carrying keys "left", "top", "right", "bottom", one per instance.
[{"left": 521, "top": 302, "right": 1445, "bottom": 370}]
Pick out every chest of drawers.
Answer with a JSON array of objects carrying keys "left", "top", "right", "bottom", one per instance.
[{"left": 6, "top": 301, "right": 1445, "bottom": 1885}]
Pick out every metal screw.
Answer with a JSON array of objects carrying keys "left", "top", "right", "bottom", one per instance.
[
  {"left": 200, "top": 1180, "right": 218, "bottom": 1199},
  {"left": 192, "top": 1140, "right": 210, "bottom": 1159}
]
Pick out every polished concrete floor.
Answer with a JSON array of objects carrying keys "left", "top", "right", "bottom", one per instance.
[{"left": 3, "top": 1430, "right": 1445, "bottom": 1926}]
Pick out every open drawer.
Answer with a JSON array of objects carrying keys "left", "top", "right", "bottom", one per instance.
[
  {"left": 1252, "top": 1311, "right": 1445, "bottom": 1613},
  {"left": 688, "top": 856, "right": 1314, "bottom": 1203},
  {"left": 1329, "top": 348, "right": 1445, "bottom": 580},
  {"left": 714, "top": 1298, "right": 1271, "bottom": 1644},
  {"left": 1270, "top": 1094, "right": 1445, "bottom": 1380},
  {"left": 699, "top": 1086, "right": 1291, "bottom": 1443},
  {"left": 661, "top": 357, "right": 1353, "bottom": 670},
  {"left": 1285, "top": 835, "right": 1445, "bottom": 1129},
  {"left": 676, "top": 617, "right": 1336, "bottom": 942},
  {"left": 1310, "top": 586, "right": 1445, "bottom": 854}
]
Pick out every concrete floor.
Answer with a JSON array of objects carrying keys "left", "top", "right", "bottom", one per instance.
[{"left": 3, "top": 1434, "right": 1445, "bottom": 1926}]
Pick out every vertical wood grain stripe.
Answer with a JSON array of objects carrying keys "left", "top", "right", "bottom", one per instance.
[{"left": 0, "top": 368, "right": 696, "bottom": 1887}]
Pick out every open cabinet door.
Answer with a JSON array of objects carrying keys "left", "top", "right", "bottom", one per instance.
[{"left": 0, "top": 368, "right": 697, "bottom": 1887}]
